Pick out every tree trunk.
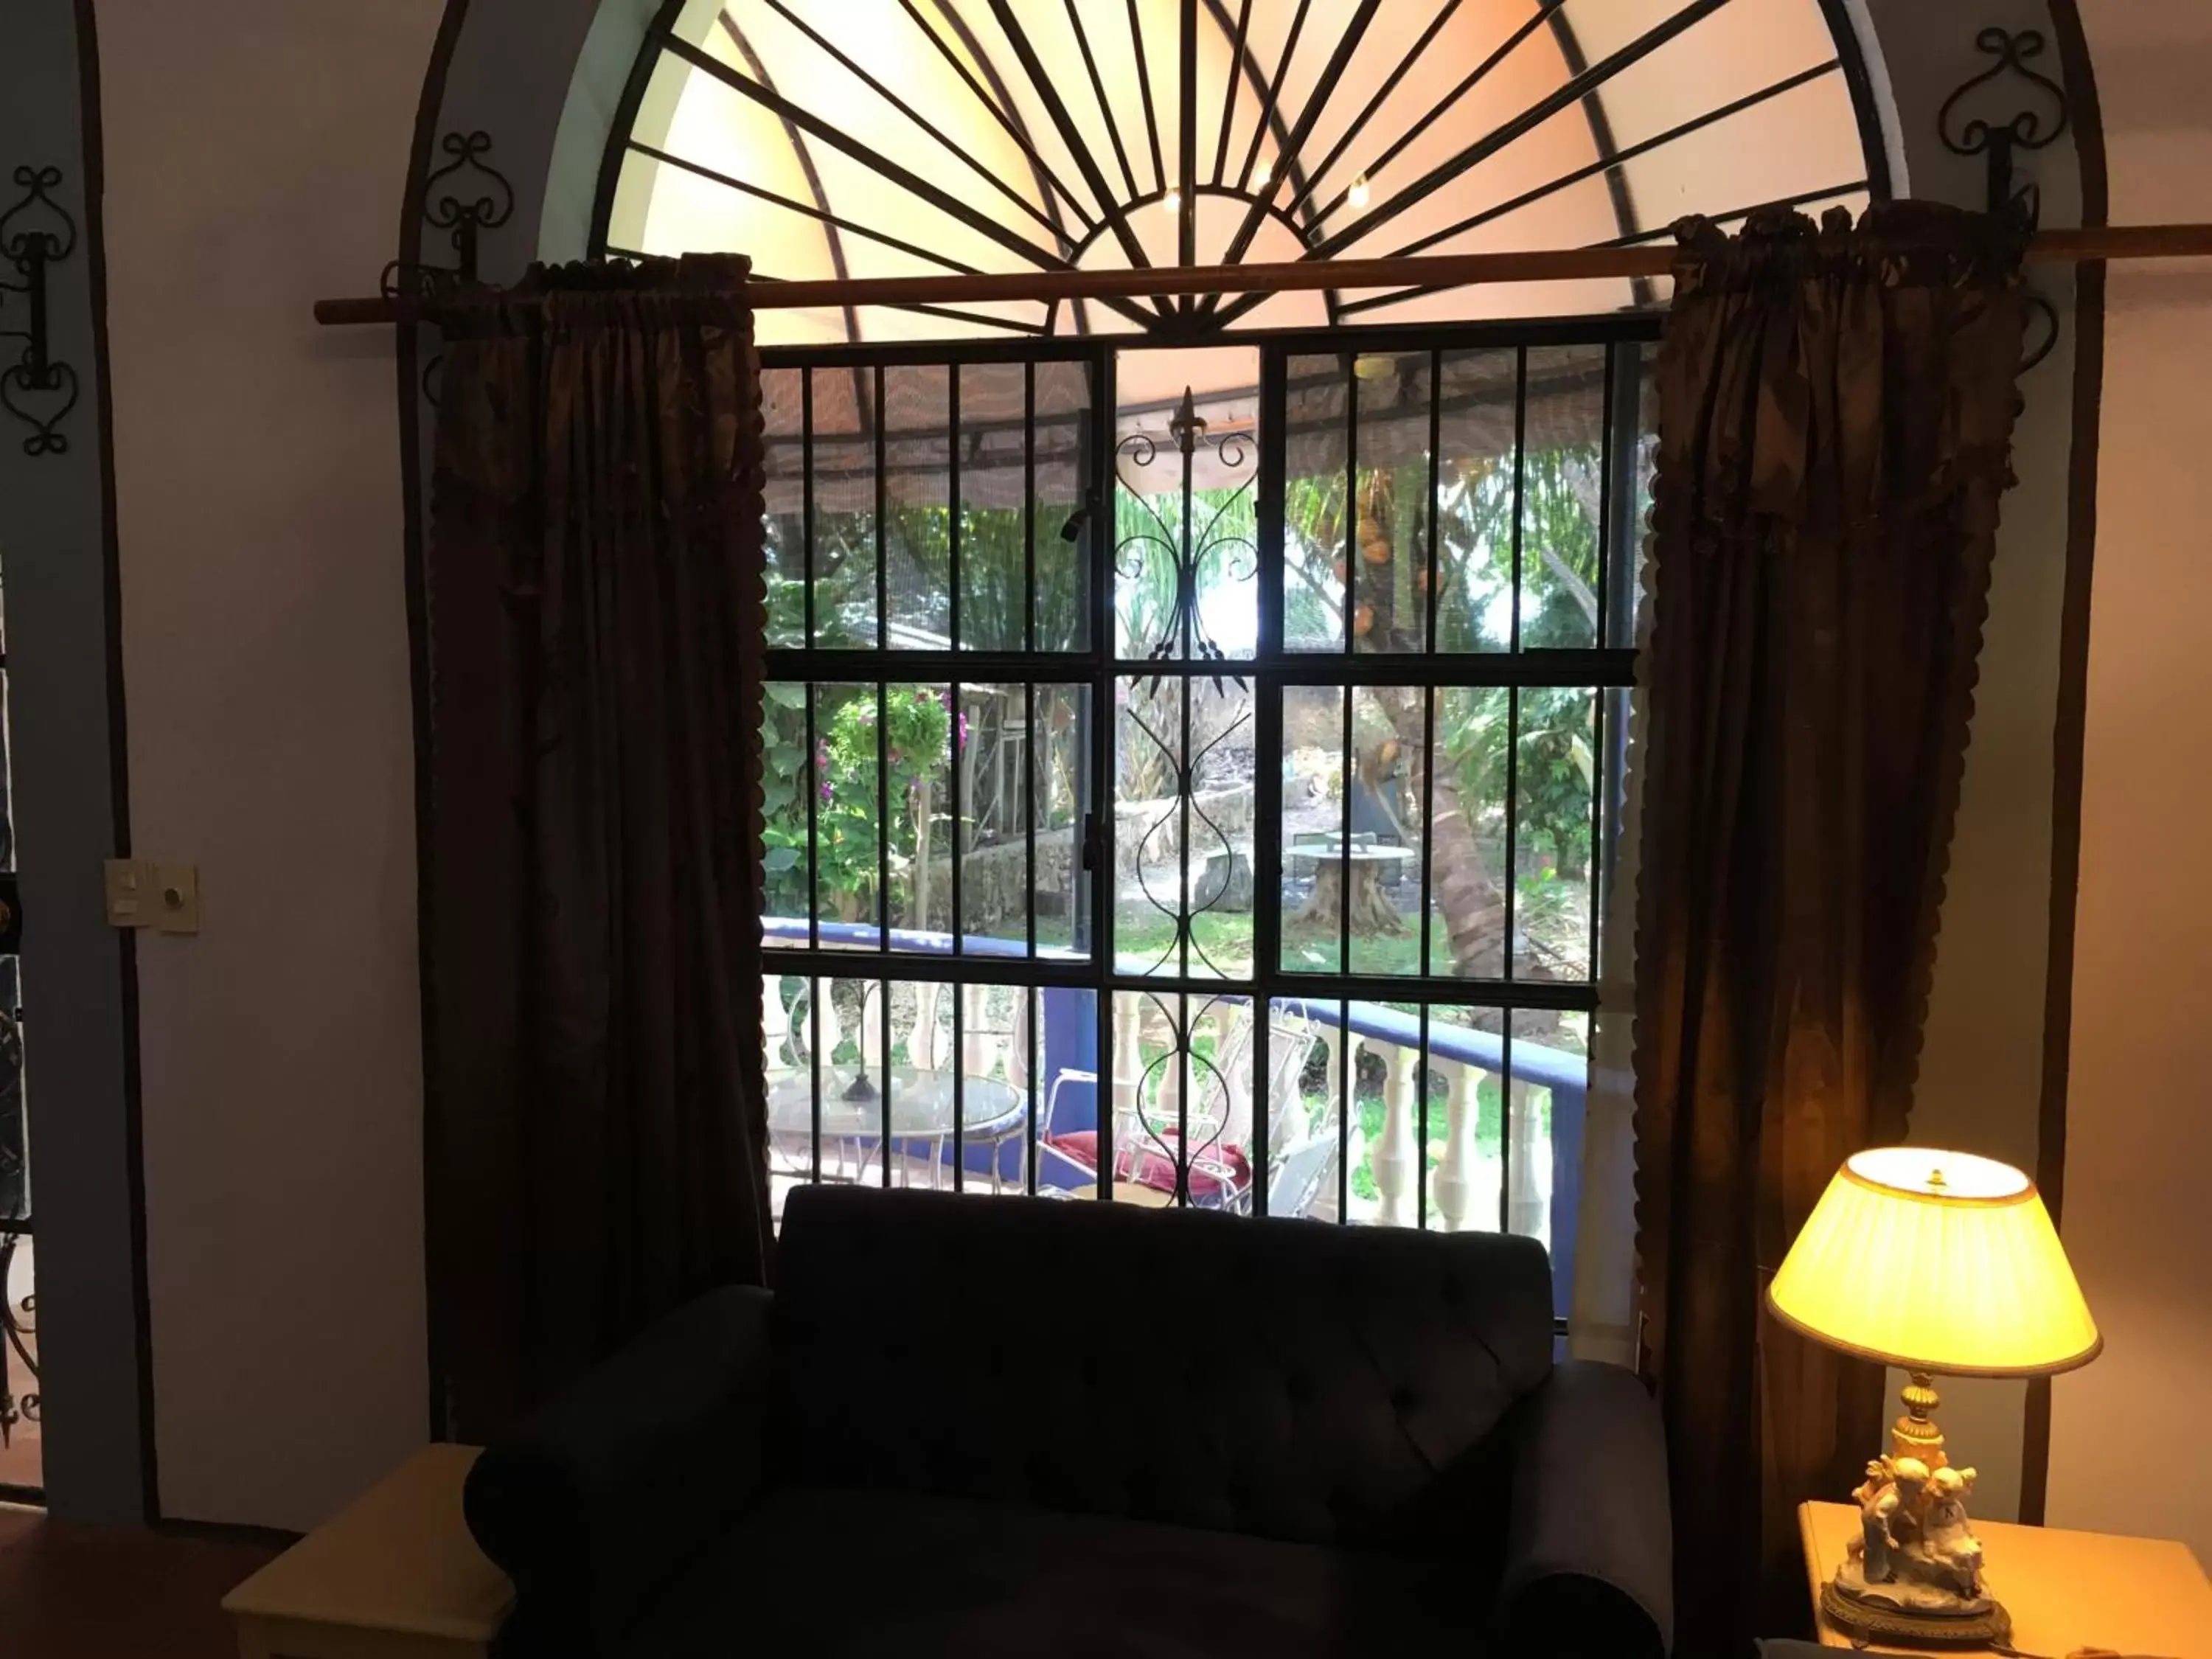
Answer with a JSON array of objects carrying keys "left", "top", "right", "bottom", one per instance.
[{"left": 1368, "top": 686, "right": 1506, "bottom": 977}]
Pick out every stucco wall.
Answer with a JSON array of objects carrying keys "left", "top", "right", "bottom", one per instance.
[
  {"left": 2043, "top": 1, "right": 2212, "bottom": 1564},
  {"left": 97, "top": 0, "right": 440, "bottom": 1528}
]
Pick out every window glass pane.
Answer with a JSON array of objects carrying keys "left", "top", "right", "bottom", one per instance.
[
  {"left": 1434, "top": 348, "right": 1519, "bottom": 653},
  {"left": 1275, "top": 684, "right": 1429, "bottom": 977},
  {"left": 1034, "top": 361, "right": 1093, "bottom": 653},
  {"left": 956, "top": 681, "right": 1090, "bottom": 956},
  {"left": 1114, "top": 355, "right": 1259, "bottom": 664},
  {"left": 1520, "top": 346, "right": 1607, "bottom": 652},
  {"left": 1278, "top": 684, "right": 1348, "bottom": 974},
  {"left": 1029, "top": 683, "right": 1088, "bottom": 956},
  {"left": 1430, "top": 686, "right": 1509, "bottom": 978},
  {"left": 885, "top": 366, "right": 951, "bottom": 648},
  {"left": 1282, "top": 354, "right": 1346, "bottom": 653},
  {"left": 1350, "top": 352, "right": 1434, "bottom": 655},
  {"left": 1116, "top": 673, "right": 1254, "bottom": 981},
  {"left": 1510, "top": 685, "right": 1599, "bottom": 983},
  {"left": 1426, "top": 1004, "right": 1506, "bottom": 1234},
  {"left": 810, "top": 366, "right": 877, "bottom": 647},
  {"left": 1263, "top": 998, "right": 1338, "bottom": 1221},
  {"left": 1624, "top": 343, "right": 1660, "bottom": 650},
  {"left": 810, "top": 681, "right": 891, "bottom": 943},
  {"left": 886, "top": 683, "right": 954, "bottom": 938},
  {"left": 1099, "top": 991, "right": 1257, "bottom": 1210},
  {"left": 1510, "top": 1008, "right": 1590, "bottom": 1308},
  {"left": 1032, "top": 987, "right": 1102, "bottom": 1195},
  {"left": 956, "top": 362, "right": 1027, "bottom": 654},
  {"left": 759, "top": 680, "right": 813, "bottom": 947},
  {"left": 762, "top": 368, "right": 806, "bottom": 648}
]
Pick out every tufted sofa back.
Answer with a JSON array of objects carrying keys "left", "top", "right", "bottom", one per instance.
[{"left": 771, "top": 1185, "right": 1554, "bottom": 1550}]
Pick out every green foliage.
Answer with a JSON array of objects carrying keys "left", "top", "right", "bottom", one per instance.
[
  {"left": 1436, "top": 685, "right": 1595, "bottom": 879},
  {"left": 759, "top": 684, "right": 953, "bottom": 924}
]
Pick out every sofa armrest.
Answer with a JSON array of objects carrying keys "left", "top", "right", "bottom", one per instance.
[
  {"left": 464, "top": 1284, "right": 774, "bottom": 1658},
  {"left": 1495, "top": 1359, "right": 1672, "bottom": 1658}
]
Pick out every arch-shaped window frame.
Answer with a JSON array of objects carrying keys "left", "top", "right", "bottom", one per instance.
[{"left": 589, "top": 0, "right": 1896, "bottom": 345}]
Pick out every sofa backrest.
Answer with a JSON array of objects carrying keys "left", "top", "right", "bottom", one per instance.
[{"left": 771, "top": 1185, "right": 1554, "bottom": 1549}]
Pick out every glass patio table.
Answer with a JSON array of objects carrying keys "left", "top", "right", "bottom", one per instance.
[{"left": 767, "top": 1066, "right": 1024, "bottom": 1186}]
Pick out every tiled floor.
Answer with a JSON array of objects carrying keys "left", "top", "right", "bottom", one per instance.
[{"left": 0, "top": 1505, "right": 276, "bottom": 1658}]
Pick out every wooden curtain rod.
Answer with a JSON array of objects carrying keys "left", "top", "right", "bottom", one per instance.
[{"left": 313, "top": 223, "right": 2212, "bottom": 327}]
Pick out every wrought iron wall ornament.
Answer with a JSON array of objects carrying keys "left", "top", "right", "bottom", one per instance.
[
  {"left": 380, "top": 132, "right": 515, "bottom": 406},
  {"left": 0, "top": 166, "right": 80, "bottom": 458},
  {"left": 379, "top": 131, "right": 516, "bottom": 300},
  {"left": 1939, "top": 27, "right": 2070, "bottom": 369}
]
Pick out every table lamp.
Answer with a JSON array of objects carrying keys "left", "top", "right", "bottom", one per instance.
[{"left": 1767, "top": 1147, "right": 2101, "bottom": 1647}]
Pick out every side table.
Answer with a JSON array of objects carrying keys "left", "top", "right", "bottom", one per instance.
[
  {"left": 1800, "top": 1500, "right": 2212, "bottom": 1656},
  {"left": 223, "top": 1444, "right": 510, "bottom": 1658}
]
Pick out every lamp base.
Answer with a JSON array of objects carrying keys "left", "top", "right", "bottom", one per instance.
[
  {"left": 1836, "top": 1377, "right": 2003, "bottom": 1645},
  {"left": 1823, "top": 1576, "right": 2011, "bottom": 1647}
]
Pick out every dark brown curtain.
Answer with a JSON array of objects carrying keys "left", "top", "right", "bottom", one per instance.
[
  {"left": 422, "top": 254, "right": 772, "bottom": 1439},
  {"left": 1632, "top": 204, "right": 2026, "bottom": 1655}
]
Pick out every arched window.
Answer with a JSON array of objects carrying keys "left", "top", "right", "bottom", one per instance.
[
  {"left": 600, "top": 0, "right": 1887, "bottom": 344},
  {"left": 623, "top": 4, "right": 1894, "bottom": 1293}
]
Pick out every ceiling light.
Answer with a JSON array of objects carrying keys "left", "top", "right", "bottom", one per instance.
[
  {"left": 1254, "top": 160, "right": 1273, "bottom": 188},
  {"left": 1348, "top": 173, "right": 1371, "bottom": 209},
  {"left": 1164, "top": 188, "right": 1182, "bottom": 213}
]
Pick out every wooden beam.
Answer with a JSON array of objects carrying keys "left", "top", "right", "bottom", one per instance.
[{"left": 314, "top": 221, "right": 2212, "bottom": 327}]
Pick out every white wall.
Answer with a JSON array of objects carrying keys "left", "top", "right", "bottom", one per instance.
[
  {"left": 58, "top": 0, "right": 2188, "bottom": 1540},
  {"left": 2045, "top": 1, "right": 2212, "bottom": 1564},
  {"left": 1858, "top": 0, "right": 2080, "bottom": 1526},
  {"left": 97, "top": 0, "right": 442, "bottom": 1528}
]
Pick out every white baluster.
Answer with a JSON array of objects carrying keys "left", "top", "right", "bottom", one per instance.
[
  {"left": 762, "top": 977, "right": 792, "bottom": 1072},
  {"left": 860, "top": 982, "right": 885, "bottom": 1070},
  {"left": 1506, "top": 1079, "right": 1548, "bottom": 1244},
  {"left": 1430, "top": 1060, "right": 1479, "bottom": 1232},
  {"left": 815, "top": 979, "right": 843, "bottom": 1064},
  {"left": 1371, "top": 1040, "right": 1419, "bottom": 1228},
  {"left": 1309, "top": 1025, "right": 1344, "bottom": 1222},
  {"left": 911, "top": 981, "right": 942, "bottom": 1071}
]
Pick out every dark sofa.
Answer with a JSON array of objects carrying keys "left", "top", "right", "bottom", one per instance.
[{"left": 465, "top": 1185, "right": 1671, "bottom": 1658}]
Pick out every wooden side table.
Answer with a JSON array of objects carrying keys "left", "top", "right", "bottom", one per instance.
[
  {"left": 1801, "top": 1500, "right": 2212, "bottom": 1656},
  {"left": 222, "top": 1444, "right": 511, "bottom": 1659}
]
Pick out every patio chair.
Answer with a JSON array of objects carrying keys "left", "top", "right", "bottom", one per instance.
[{"left": 1040, "top": 1002, "right": 1319, "bottom": 1208}]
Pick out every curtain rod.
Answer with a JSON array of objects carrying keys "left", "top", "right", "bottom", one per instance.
[{"left": 313, "top": 223, "right": 2212, "bottom": 327}]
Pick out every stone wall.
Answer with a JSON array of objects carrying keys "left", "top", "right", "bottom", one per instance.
[{"left": 925, "top": 782, "right": 1258, "bottom": 931}]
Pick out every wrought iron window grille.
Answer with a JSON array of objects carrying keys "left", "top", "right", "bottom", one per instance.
[{"left": 754, "top": 320, "right": 1646, "bottom": 1309}]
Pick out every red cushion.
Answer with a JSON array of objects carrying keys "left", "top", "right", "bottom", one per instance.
[{"left": 1043, "top": 1130, "right": 1251, "bottom": 1200}]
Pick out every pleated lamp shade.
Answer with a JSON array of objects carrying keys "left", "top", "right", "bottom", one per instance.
[{"left": 1767, "top": 1147, "right": 2101, "bottom": 1377}]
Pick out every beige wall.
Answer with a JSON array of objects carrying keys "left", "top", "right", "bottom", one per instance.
[
  {"left": 98, "top": 0, "right": 442, "bottom": 1527},
  {"left": 2044, "top": 3, "right": 2212, "bottom": 1562},
  {"left": 69, "top": 0, "right": 2199, "bottom": 1543}
]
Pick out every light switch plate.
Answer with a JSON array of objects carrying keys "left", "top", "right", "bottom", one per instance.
[
  {"left": 105, "top": 858, "right": 201, "bottom": 933},
  {"left": 103, "top": 858, "right": 152, "bottom": 927},
  {"left": 152, "top": 862, "right": 200, "bottom": 934}
]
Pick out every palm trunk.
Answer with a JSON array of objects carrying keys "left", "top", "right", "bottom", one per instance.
[{"left": 1369, "top": 687, "right": 1506, "bottom": 977}]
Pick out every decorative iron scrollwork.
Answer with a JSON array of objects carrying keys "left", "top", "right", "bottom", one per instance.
[
  {"left": 1115, "top": 386, "right": 1256, "bottom": 980},
  {"left": 0, "top": 165, "right": 80, "bottom": 458},
  {"left": 0, "top": 1228, "right": 36, "bottom": 1454},
  {"left": 378, "top": 132, "right": 514, "bottom": 407},
  {"left": 378, "top": 131, "right": 515, "bottom": 300},
  {"left": 1939, "top": 27, "right": 2070, "bottom": 370}
]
